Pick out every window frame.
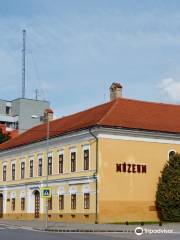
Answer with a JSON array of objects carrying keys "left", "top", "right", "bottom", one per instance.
[
  {"left": 21, "top": 197, "right": 25, "bottom": 211},
  {"left": 48, "top": 156, "right": 52, "bottom": 175},
  {"left": 38, "top": 158, "right": 43, "bottom": 176},
  {"left": 71, "top": 152, "right": 76, "bottom": 172},
  {"left": 29, "top": 160, "right": 33, "bottom": 178},
  {"left": 59, "top": 154, "right": 64, "bottom": 174},
  {"left": 12, "top": 163, "right": 16, "bottom": 180},
  {"left": 71, "top": 194, "right": 76, "bottom": 210},
  {"left": 48, "top": 196, "right": 52, "bottom": 210},
  {"left": 3, "top": 165, "right": 6, "bottom": 181},
  {"left": 84, "top": 193, "right": 90, "bottom": 209},
  {"left": 12, "top": 198, "right": 15, "bottom": 211},
  {"left": 59, "top": 195, "right": 64, "bottom": 210},
  {"left": 21, "top": 162, "right": 25, "bottom": 179}
]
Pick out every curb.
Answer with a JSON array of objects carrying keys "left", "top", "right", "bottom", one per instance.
[{"left": 43, "top": 229, "right": 134, "bottom": 233}]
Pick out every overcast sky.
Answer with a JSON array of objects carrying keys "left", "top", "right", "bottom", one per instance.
[{"left": 1, "top": 0, "right": 180, "bottom": 117}]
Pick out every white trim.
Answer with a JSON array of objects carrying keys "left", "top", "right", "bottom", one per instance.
[
  {"left": 69, "top": 186, "right": 77, "bottom": 194},
  {"left": 37, "top": 153, "right": 43, "bottom": 158},
  {"left": 98, "top": 133, "right": 180, "bottom": 144},
  {"left": 167, "top": 149, "right": 176, "bottom": 160},
  {"left": 48, "top": 152, "right": 53, "bottom": 157},
  {"left": 82, "top": 145, "right": 90, "bottom": 171}
]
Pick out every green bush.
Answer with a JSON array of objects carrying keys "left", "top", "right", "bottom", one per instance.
[{"left": 156, "top": 153, "right": 180, "bottom": 221}]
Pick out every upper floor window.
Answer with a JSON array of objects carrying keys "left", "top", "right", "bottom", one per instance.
[
  {"left": 3, "top": 165, "right": 6, "bottom": 181},
  {"left": 21, "top": 162, "right": 25, "bottom": 179},
  {"left": 59, "top": 195, "right": 64, "bottom": 210},
  {"left": 38, "top": 158, "right": 43, "bottom": 176},
  {"left": 84, "top": 149, "right": 89, "bottom": 170},
  {"left": 30, "top": 160, "right": 33, "bottom": 178},
  {"left": 6, "top": 106, "right": 11, "bottom": 115},
  {"left": 71, "top": 194, "right": 76, "bottom": 209},
  {"left": 12, "top": 164, "right": 15, "bottom": 180},
  {"left": 84, "top": 193, "right": 90, "bottom": 209},
  {"left": 59, "top": 154, "right": 64, "bottom": 174},
  {"left": 48, "top": 156, "right": 52, "bottom": 175},
  {"left": 71, "top": 152, "right": 76, "bottom": 172}
]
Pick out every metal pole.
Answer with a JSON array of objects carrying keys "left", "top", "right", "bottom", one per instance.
[
  {"left": 22, "top": 29, "right": 26, "bottom": 98},
  {"left": 45, "top": 116, "right": 49, "bottom": 229}
]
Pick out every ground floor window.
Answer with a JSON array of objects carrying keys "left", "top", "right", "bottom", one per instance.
[
  {"left": 21, "top": 198, "right": 25, "bottom": 211},
  {"left": 48, "top": 197, "right": 52, "bottom": 210},
  {"left": 71, "top": 194, "right": 76, "bottom": 209},
  {"left": 12, "top": 198, "right": 15, "bottom": 211},
  {"left": 59, "top": 195, "right": 64, "bottom": 210},
  {"left": 84, "top": 193, "right": 90, "bottom": 209}
]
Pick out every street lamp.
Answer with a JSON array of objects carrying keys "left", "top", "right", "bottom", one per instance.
[{"left": 32, "top": 113, "right": 50, "bottom": 229}]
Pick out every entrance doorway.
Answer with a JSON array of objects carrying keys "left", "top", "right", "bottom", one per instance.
[
  {"left": 0, "top": 194, "right": 3, "bottom": 218},
  {"left": 34, "top": 191, "right": 40, "bottom": 218}
]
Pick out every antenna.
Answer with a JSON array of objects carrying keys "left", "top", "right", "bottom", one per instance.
[{"left": 22, "top": 29, "right": 26, "bottom": 98}]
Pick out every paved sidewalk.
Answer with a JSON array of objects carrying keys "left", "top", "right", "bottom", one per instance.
[{"left": 0, "top": 219, "right": 179, "bottom": 232}]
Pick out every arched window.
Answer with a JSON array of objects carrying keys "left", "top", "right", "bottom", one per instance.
[{"left": 168, "top": 150, "right": 176, "bottom": 160}]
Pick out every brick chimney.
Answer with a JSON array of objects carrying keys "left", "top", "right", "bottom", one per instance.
[
  {"left": 43, "top": 108, "right": 54, "bottom": 122},
  {"left": 109, "top": 82, "right": 122, "bottom": 101}
]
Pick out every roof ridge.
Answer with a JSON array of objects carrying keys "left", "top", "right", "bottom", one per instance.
[
  {"left": 120, "top": 97, "right": 180, "bottom": 107},
  {"left": 97, "top": 99, "right": 118, "bottom": 124}
]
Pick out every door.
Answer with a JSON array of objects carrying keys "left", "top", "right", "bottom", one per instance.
[
  {"left": 34, "top": 191, "right": 40, "bottom": 218},
  {"left": 0, "top": 194, "right": 3, "bottom": 218}
]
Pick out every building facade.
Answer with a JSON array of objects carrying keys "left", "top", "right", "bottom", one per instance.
[
  {"left": 0, "top": 83, "right": 179, "bottom": 223},
  {"left": 0, "top": 98, "right": 50, "bottom": 133}
]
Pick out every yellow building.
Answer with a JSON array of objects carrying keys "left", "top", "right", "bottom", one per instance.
[{"left": 0, "top": 83, "right": 180, "bottom": 223}]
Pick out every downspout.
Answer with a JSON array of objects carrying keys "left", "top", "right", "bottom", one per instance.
[{"left": 89, "top": 128, "right": 98, "bottom": 224}]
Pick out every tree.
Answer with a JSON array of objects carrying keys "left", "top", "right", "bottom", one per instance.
[
  {"left": 156, "top": 153, "right": 180, "bottom": 221},
  {"left": 0, "top": 127, "right": 11, "bottom": 144}
]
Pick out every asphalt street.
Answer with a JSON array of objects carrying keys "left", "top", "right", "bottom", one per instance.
[{"left": 0, "top": 224, "right": 179, "bottom": 240}]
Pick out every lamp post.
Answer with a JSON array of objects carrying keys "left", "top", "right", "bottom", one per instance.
[{"left": 32, "top": 113, "right": 50, "bottom": 229}]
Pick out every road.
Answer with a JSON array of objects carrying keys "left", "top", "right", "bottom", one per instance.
[{"left": 0, "top": 224, "right": 179, "bottom": 240}]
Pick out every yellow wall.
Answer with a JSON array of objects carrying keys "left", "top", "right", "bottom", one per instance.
[{"left": 98, "top": 138, "right": 179, "bottom": 223}]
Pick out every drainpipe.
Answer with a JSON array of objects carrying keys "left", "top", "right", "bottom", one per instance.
[{"left": 89, "top": 128, "right": 98, "bottom": 224}]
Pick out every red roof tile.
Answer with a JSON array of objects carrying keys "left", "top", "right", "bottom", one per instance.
[{"left": 0, "top": 98, "right": 180, "bottom": 152}]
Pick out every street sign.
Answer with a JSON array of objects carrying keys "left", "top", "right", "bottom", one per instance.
[{"left": 40, "top": 187, "right": 52, "bottom": 198}]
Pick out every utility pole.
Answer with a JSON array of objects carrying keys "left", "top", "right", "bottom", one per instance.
[{"left": 22, "top": 29, "right": 26, "bottom": 98}]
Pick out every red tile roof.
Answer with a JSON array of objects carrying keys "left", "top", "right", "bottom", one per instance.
[{"left": 0, "top": 98, "right": 180, "bottom": 152}]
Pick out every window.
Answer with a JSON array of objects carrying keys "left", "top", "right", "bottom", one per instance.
[
  {"left": 30, "top": 160, "right": 33, "bottom": 177},
  {"left": 48, "top": 197, "right": 52, "bottom": 210},
  {"left": 21, "top": 162, "right": 25, "bottom": 179},
  {"left": 59, "top": 195, "right": 64, "bottom": 210},
  {"left": 6, "top": 106, "right": 11, "bottom": 115},
  {"left": 38, "top": 158, "right": 42, "bottom": 176},
  {"left": 169, "top": 150, "right": 176, "bottom": 160},
  {"left": 12, "top": 198, "right": 15, "bottom": 211},
  {"left": 84, "top": 149, "right": 89, "bottom": 170},
  {"left": 84, "top": 193, "right": 90, "bottom": 209},
  {"left": 59, "top": 154, "right": 63, "bottom": 173},
  {"left": 71, "top": 152, "right": 76, "bottom": 172},
  {"left": 12, "top": 164, "right": 15, "bottom": 180},
  {"left": 3, "top": 165, "right": 6, "bottom": 181},
  {"left": 71, "top": 194, "right": 76, "bottom": 209},
  {"left": 48, "top": 156, "right": 52, "bottom": 175},
  {"left": 21, "top": 198, "right": 25, "bottom": 211}
]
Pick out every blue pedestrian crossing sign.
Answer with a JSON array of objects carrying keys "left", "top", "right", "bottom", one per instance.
[{"left": 40, "top": 187, "right": 52, "bottom": 198}]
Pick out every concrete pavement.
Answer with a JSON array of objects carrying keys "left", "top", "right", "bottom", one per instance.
[{"left": 0, "top": 219, "right": 179, "bottom": 233}]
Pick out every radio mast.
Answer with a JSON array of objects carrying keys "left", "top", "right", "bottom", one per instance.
[{"left": 22, "top": 29, "right": 26, "bottom": 98}]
